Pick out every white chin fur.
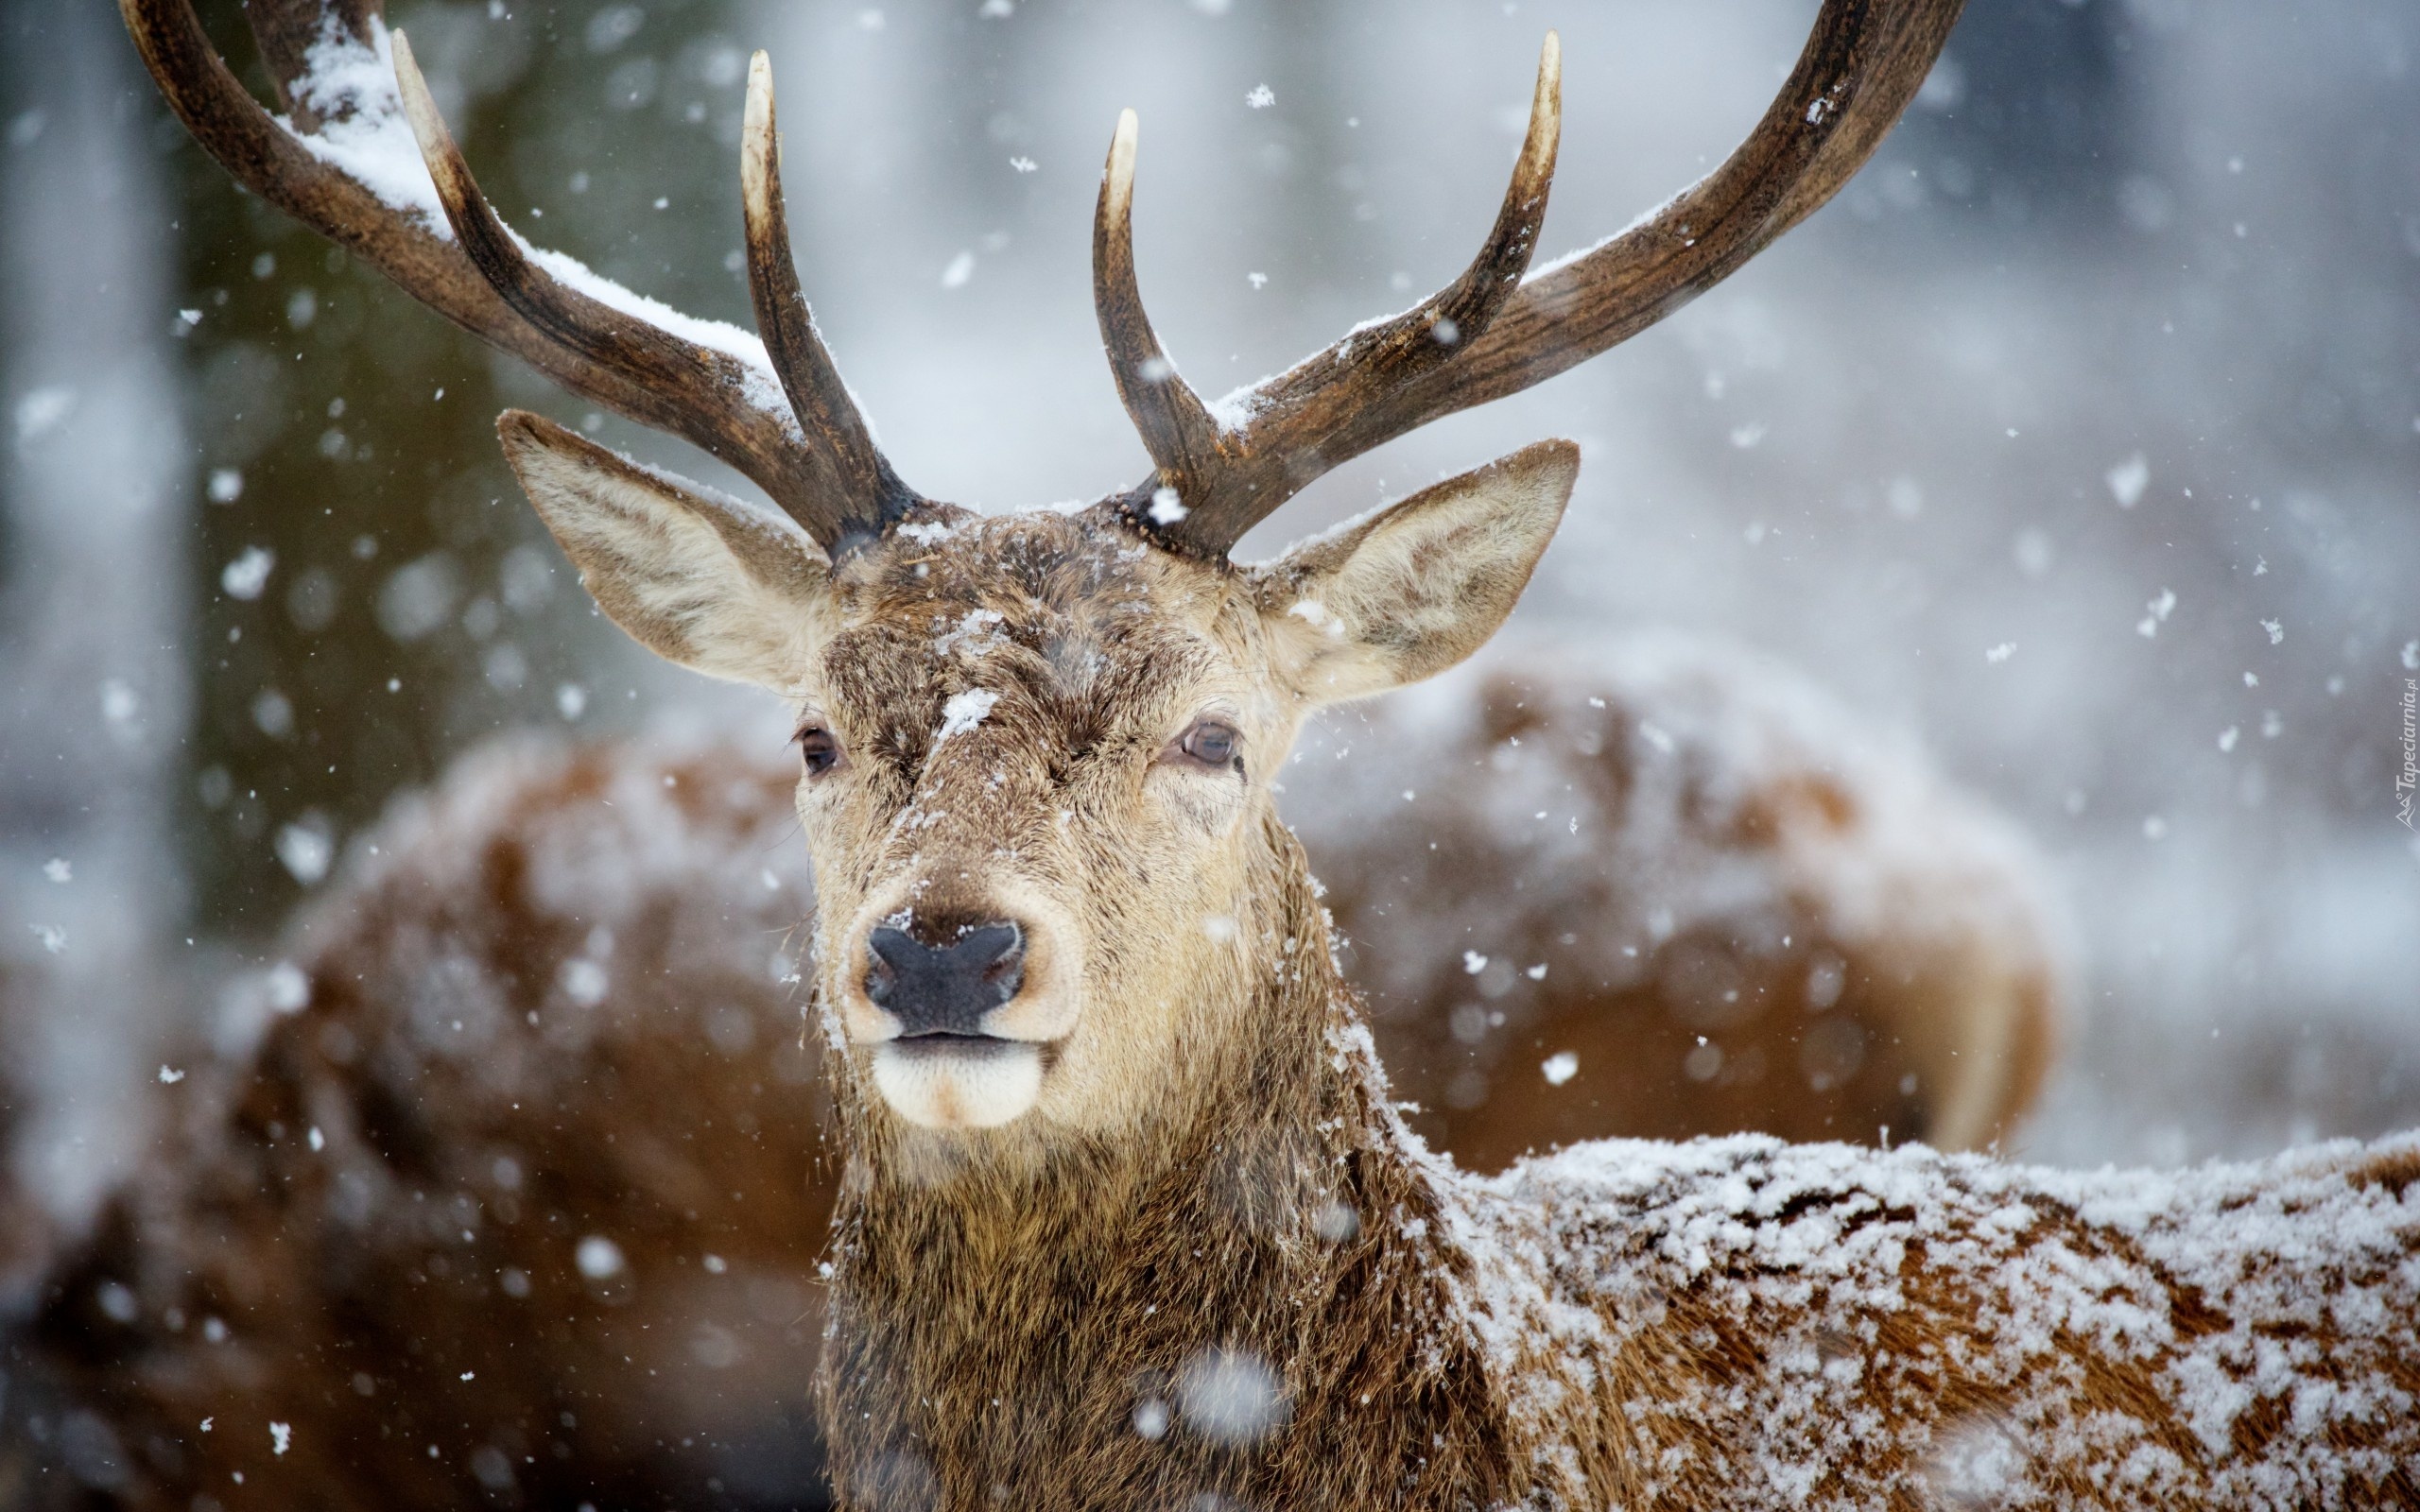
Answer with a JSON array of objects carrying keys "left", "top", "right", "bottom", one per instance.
[{"left": 872, "top": 1040, "right": 1044, "bottom": 1130}]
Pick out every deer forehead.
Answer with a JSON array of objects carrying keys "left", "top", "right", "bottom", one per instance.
[{"left": 813, "top": 510, "right": 1251, "bottom": 751}]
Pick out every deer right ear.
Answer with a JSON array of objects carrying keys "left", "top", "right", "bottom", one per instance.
[{"left": 496, "top": 409, "right": 831, "bottom": 690}]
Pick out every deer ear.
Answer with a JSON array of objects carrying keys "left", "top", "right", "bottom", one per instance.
[
  {"left": 497, "top": 410, "right": 830, "bottom": 689},
  {"left": 1252, "top": 439, "right": 1577, "bottom": 706}
]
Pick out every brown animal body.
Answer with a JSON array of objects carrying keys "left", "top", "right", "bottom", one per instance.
[
  {"left": 96, "top": 0, "right": 2420, "bottom": 1506},
  {"left": 4, "top": 743, "right": 834, "bottom": 1509}
]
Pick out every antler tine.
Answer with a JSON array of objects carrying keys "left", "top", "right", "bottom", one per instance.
[
  {"left": 1116, "top": 32, "right": 1563, "bottom": 558},
  {"left": 1093, "top": 110, "right": 1225, "bottom": 527},
  {"left": 1131, "top": 0, "right": 1960, "bottom": 558},
  {"left": 1392, "top": 0, "right": 1966, "bottom": 431},
  {"left": 119, "top": 0, "right": 846, "bottom": 541},
  {"left": 740, "top": 52, "right": 924, "bottom": 549}
]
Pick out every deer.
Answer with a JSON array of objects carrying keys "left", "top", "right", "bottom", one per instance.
[{"left": 106, "top": 0, "right": 2420, "bottom": 1505}]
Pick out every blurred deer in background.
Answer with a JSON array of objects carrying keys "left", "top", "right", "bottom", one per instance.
[
  {"left": 32, "top": 0, "right": 2398, "bottom": 1508},
  {"left": 1294, "top": 633, "right": 2062, "bottom": 1167}
]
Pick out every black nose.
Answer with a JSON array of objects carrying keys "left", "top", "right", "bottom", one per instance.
[{"left": 864, "top": 922, "right": 1027, "bottom": 1038}]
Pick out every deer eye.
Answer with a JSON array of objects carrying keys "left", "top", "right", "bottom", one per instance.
[
  {"left": 795, "top": 726, "right": 847, "bottom": 778},
  {"left": 1167, "top": 718, "right": 1243, "bottom": 775}
]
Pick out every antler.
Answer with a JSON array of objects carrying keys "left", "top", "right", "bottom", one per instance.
[
  {"left": 119, "top": 0, "right": 916, "bottom": 548},
  {"left": 1098, "top": 0, "right": 1965, "bottom": 558},
  {"left": 739, "top": 52, "right": 921, "bottom": 546}
]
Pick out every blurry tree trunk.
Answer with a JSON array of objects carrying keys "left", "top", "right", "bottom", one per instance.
[{"left": 0, "top": 0, "right": 189, "bottom": 1229}]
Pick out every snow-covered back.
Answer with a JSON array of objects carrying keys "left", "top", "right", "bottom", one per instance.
[{"left": 1435, "top": 1125, "right": 2420, "bottom": 1505}]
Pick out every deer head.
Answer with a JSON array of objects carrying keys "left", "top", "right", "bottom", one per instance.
[{"left": 124, "top": 0, "right": 1962, "bottom": 1143}]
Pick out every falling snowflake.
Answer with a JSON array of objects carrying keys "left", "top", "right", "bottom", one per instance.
[
  {"left": 1132, "top": 1399, "right": 1170, "bottom": 1440},
  {"left": 1177, "top": 1347, "right": 1286, "bottom": 1444},
  {"left": 2136, "top": 588, "right": 2176, "bottom": 638},
  {"left": 577, "top": 1235, "right": 627, "bottom": 1280},
  {"left": 221, "top": 546, "right": 275, "bottom": 601},
  {"left": 2104, "top": 453, "right": 2150, "bottom": 507},
  {"left": 275, "top": 822, "right": 334, "bottom": 885},
  {"left": 265, "top": 960, "right": 311, "bottom": 1013}
]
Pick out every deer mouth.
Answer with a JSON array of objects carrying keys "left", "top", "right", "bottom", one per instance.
[
  {"left": 870, "top": 1035, "right": 1046, "bottom": 1130},
  {"left": 885, "top": 1031, "right": 1025, "bottom": 1057}
]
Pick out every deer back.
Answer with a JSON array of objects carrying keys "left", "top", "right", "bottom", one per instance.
[{"left": 1448, "top": 1130, "right": 2420, "bottom": 1506}]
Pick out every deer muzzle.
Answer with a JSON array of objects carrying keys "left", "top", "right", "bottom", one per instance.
[{"left": 842, "top": 900, "right": 1082, "bottom": 1130}]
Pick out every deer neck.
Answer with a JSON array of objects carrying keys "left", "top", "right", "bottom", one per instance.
[{"left": 816, "top": 808, "right": 1519, "bottom": 1507}]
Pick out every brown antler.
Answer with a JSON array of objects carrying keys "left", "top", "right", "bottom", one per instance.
[
  {"left": 119, "top": 0, "right": 914, "bottom": 548},
  {"left": 1097, "top": 35, "right": 1560, "bottom": 543},
  {"left": 1099, "top": 0, "right": 1964, "bottom": 558},
  {"left": 739, "top": 52, "right": 921, "bottom": 546}
]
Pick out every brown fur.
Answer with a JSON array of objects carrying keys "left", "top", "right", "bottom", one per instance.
[{"left": 820, "top": 816, "right": 1519, "bottom": 1510}]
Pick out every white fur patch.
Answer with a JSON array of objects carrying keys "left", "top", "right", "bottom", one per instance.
[{"left": 872, "top": 1040, "right": 1043, "bottom": 1129}]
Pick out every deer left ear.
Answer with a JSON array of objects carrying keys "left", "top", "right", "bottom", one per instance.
[
  {"left": 1252, "top": 438, "right": 1577, "bottom": 706},
  {"left": 497, "top": 409, "right": 832, "bottom": 690}
]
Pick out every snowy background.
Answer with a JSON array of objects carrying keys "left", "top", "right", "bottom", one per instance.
[{"left": 2, "top": 0, "right": 2416, "bottom": 1223}]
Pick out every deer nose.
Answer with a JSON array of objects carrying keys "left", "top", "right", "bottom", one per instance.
[{"left": 863, "top": 922, "right": 1027, "bottom": 1038}]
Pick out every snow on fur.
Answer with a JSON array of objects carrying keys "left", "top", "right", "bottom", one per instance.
[{"left": 1432, "top": 1128, "right": 2420, "bottom": 1506}]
